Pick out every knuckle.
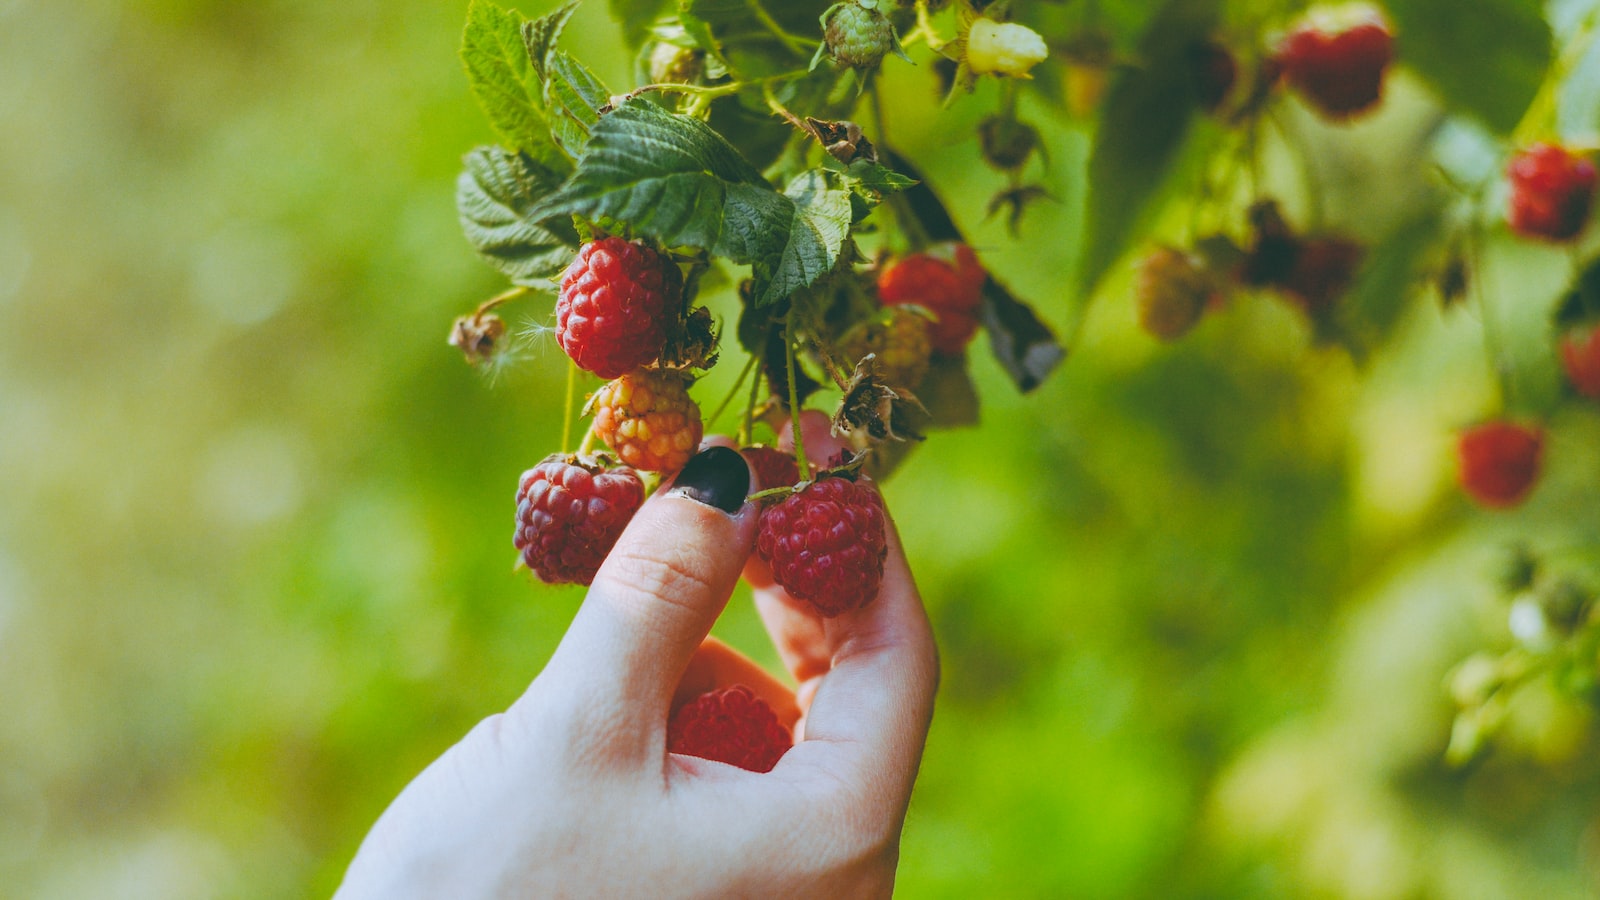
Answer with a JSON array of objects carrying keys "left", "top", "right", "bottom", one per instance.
[{"left": 598, "top": 541, "right": 721, "bottom": 624}]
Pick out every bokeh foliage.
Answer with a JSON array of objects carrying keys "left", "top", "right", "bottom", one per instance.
[{"left": 3, "top": 0, "right": 1600, "bottom": 897}]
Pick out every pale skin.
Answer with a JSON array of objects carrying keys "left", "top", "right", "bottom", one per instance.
[{"left": 337, "top": 413, "right": 940, "bottom": 898}]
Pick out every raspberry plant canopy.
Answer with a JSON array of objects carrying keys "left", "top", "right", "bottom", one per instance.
[{"left": 453, "top": 0, "right": 1600, "bottom": 763}]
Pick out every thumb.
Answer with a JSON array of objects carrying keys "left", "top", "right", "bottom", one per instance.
[{"left": 540, "top": 446, "right": 759, "bottom": 729}]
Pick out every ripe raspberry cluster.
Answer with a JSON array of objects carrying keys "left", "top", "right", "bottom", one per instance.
[{"left": 507, "top": 232, "right": 913, "bottom": 622}]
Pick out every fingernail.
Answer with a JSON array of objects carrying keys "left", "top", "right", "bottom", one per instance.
[{"left": 668, "top": 446, "right": 750, "bottom": 514}]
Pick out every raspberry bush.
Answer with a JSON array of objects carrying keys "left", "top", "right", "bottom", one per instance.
[{"left": 435, "top": 0, "right": 1600, "bottom": 889}]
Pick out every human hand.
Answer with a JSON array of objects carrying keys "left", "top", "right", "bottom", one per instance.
[{"left": 337, "top": 434, "right": 938, "bottom": 898}]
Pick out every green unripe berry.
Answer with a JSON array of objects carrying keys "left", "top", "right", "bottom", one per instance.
[{"left": 816, "top": 0, "right": 895, "bottom": 71}]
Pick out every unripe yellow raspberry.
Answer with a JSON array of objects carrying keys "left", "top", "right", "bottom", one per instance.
[
  {"left": 590, "top": 370, "right": 703, "bottom": 473},
  {"left": 841, "top": 307, "right": 932, "bottom": 390},
  {"left": 966, "top": 20, "right": 1049, "bottom": 78}
]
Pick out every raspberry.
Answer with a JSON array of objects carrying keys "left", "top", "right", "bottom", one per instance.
[
  {"left": 1457, "top": 421, "right": 1544, "bottom": 509},
  {"left": 1135, "top": 246, "right": 1220, "bottom": 341},
  {"left": 1237, "top": 202, "right": 1362, "bottom": 312},
  {"left": 966, "top": 20, "right": 1050, "bottom": 78},
  {"left": 743, "top": 446, "right": 802, "bottom": 492},
  {"left": 756, "top": 476, "right": 888, "bottom": 617},
  {"left": 556, "top": 237, "right": 682, "bottom": 379},
  {"left": 1507, "top": 143, "right": 1597, "bottom": 243},
  {"left": 840, "top": 307, "right": 933, "bottom": 389},
  {"left": 667, "top": 685, "right": 792, "bottom": 773},
  {"left": 1276, "top": 6, "right": 1393, "bottom": 120},
  {"left": 1239, "top": 200, "right": 1301, "bottom": 289},
  {"left": 878, "top": 243, "right": 987, "bottom": 356},
  {"left": 1561, "top": 325, "right": 1600, "bottom": 399},
  {"left": 817, "top": 0, "right": 895, "bottom": 71},
  {"left": 514, "top": 455, "right": 644, "bottom": 585},
  {"left": 590, "top": 370, "right": 703, "bottom": 474},
  {"left": 1280, "top": 236, "right": 1364, "bottom": 312},
  {"left": 978, "top": 115, "right": 1041, "bottom": 172}
]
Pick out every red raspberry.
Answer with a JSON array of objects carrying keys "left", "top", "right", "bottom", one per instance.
[
  {"left": 756, "top": 476, "right": 888, "bottom": 617},
  {"left": 1457, "top": 421, "right": 1544, "bottom": 509},
  {"left": 878, "top": 243, "right": 987, "bottom": 355},
  {"left": 556, "top": 237, "right": 683, "bottom": 379},
  {"left": 1507, "top": 144, "right": 1597, "bottom": 242},
  {"left": 514, "top": 455, "right": 644, "bottom": 585},
  {"left": 1276, "top": 7, "right": 1393, "bottom": 120},
  {"left": 1561, "top": 325, "right": 1600, "bottom": 399},
  {"left": 668, "top": 684, "right": 792, "bottom": 773},
  {"left": 590, "top": 370, "right": 703, "bottom": 473},
  {"left": 742, "top": 446, "right": 801, "bottom": 491}
]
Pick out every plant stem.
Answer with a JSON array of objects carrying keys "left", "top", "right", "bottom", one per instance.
[
  {"left": 577, "top": 420, "right": 599, "bottom": 457},
  {"left": 785, "top": 320, "right": 808, "bottom": 472},
  {"left": 748, "top": 0, "right": 819, "bottom": 56},
  {"left": 479, "top": 284, "right": 532, "bottom": 314},
  {"left": 1467, "top": 228, "right": 1516, "bottom": 410},
  {"left": 741, "top": 349, "right": 765, "bottom": 446},
  {"left": 562, "top": 359, "right": 577, "bottom": 452},
  {"left": 707, "top": 353, "right": 759, "bottom": 430}
]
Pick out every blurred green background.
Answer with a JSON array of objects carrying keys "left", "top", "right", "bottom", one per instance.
[{"left": 5, "top": 0, "right": 1600, "bottom": 896}]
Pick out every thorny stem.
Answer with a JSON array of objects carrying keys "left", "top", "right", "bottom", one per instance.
[
  {"left": 618, "top": 68, "right": 813, "bottom": 108},
  {"left": 762, "top": 83, "right": 807, "bottom": 132},
  {"left": 707, "top": 353, "right": 759, "bottom": 431},
  {"left": 785, "top": 320, "right": 808, "bottom": 473}
]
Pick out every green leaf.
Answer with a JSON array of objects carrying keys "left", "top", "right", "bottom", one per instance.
[
  {"left": 844, "top": 159, "right": 917, "bottom": 194},
  {"left": 678, "top": 0, "right": 829, "bottom": 78},
  {"left": 523, "top": 1, "right": 582, "bottom": 83},
  {"left": 1386, "top": 0, "right": 1550, "bottom": 135},
  {"left": 545, "top": 50, "right": 612, "bottom": 156},
  {"left": 1078, "top": 0, "right": 1220, "bottom": 302},
  {"left": 764, "top": 170, "right": 853, "bottom": 303},
  {"left": 532, "top": 100, "right": 850, "bottom": 305},
  {"left": 1329, "top": 204, "right": 1446, "bottom": 360},
  {"left": 1557, "top": 256, "right": 1600, "bottom": 329},
  {"left": 460, "top": 0, "right": 567, "bottom": 171},
  {"left": 610, "top": 0, "right": 669, "bottom": 45},
  {"left": 1559, "top": 11, "right": 1600, "bottom": 142},
  {"left": 456, "top": 146, "right": 580, "bottom": 285}
]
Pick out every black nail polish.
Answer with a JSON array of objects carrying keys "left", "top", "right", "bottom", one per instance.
[{"left": 668, "top": 446, "right": 750, "bottom": 514}]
